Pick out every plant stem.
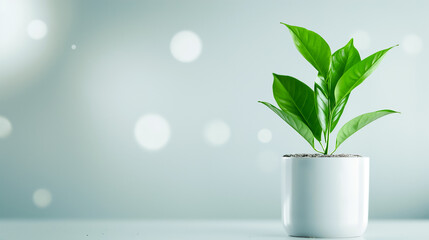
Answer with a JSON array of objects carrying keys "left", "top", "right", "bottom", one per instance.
[
  {"left": 324, "top": 115, "right": 332, "bottom": 155},
  {"left": 324, "top": 132, "right": 329, "bottom": 154},
  {"left": 312, "top": 145, "right": 324, "bottom": 154},
  {"left": 318, "top": 141, "right": 325, "bottom": 152}
]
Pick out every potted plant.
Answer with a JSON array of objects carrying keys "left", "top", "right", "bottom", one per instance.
[{"left": 259, "top": 23, "right": 399, "bottom": 238}]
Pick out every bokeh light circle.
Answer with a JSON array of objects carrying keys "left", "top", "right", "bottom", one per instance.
[
  {"left": 33, "top": 188, "right": 52, "bottom": 208},
  {"left": 257, "top": 128, "right": 272, "bottom": 143},
  {"left": 27, "top": 19, "right": 48, "bottom": 40},
  {"left": 0, "top": 116, "right": 12, "bottom": 138},
  {"left": 135, "top": 114, "right": 170, "bottom": 151},
  {"left": 71, "top": 44, "right": 77, "bottom": 50},
  {"left": 170, "top": 30, "right": 202, "bottom": 63},
  {"left": 204, "top": 120, "right": 231, "bottom": 146},
  {"left": 402, "top": 34, "right": 423, "bottom": 55}
]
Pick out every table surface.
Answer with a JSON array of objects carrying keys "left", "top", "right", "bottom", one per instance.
[{"left": 1, "top": 219, "right": 428, "bottom": 239}]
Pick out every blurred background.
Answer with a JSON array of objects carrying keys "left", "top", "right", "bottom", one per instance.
[{"left": 0, "top": 0, "right": 427, "bottom": 219}]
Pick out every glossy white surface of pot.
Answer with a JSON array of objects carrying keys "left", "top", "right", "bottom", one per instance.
[{"left": 281, "top": 156, "right": 369, "bottom": 238}]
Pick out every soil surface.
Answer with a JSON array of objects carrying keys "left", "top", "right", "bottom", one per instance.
[{"left": 283, "top": 153, "right": 362, "bottom": 158}]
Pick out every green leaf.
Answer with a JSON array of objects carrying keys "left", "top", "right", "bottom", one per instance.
[
  {"left": 282, "top": 23, "right": 331, "bottom": 77},
  {"left": 258, "top": 101, "right": 314, "bottom": 147},
  {"left": 329, "top": 39, "right": 361, "bottom": 100},
  {"left": 330, "top": 95, "right": 349, "bottom": 132},
  {"left": 328, "top": 39, "right": 361, "bottom": 131},
  {"left": 334, "top": 45, "right": 397, "bottom": 104},
  {"left": 336, "top": 110, "right": 399, "bottom": 148},
  {"left": 273, "top": 74, "right": 322, "bottom": 141},
  {"left": 314, "top": 73, "right": 329, "bottom": 132}
]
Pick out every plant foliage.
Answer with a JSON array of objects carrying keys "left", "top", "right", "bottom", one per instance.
[{"left": 259, "top": 23, "right": 399, "bottom": 154}]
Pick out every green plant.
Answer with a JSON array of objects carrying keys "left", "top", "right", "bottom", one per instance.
[{"left": 259, "top": 23, "right": 399, "bottom": 155}]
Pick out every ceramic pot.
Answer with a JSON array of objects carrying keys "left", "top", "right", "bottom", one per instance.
[{"left": 281, "top": 156, "right": 369, "bottom": 238}]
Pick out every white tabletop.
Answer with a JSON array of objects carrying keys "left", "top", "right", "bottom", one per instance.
[{"left": 1, "top": 219, "right": 428, "bottom": 239}]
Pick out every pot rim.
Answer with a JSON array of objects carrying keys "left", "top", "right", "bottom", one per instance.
[{"left": 282, "top": 156, "right": 369, "bottom": 160}]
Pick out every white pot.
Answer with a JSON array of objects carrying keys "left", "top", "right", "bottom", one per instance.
[{"left": 281, "top": 156, "right": 369, "bottom": 238}]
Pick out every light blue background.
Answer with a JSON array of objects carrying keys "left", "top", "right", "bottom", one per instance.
[{"left": 0, "top": 0, "right": 427, "bottom": 218}]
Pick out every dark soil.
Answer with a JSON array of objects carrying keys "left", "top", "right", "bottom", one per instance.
[{"left": 283, "top": 153, "right": 362, "bottom": 158}]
